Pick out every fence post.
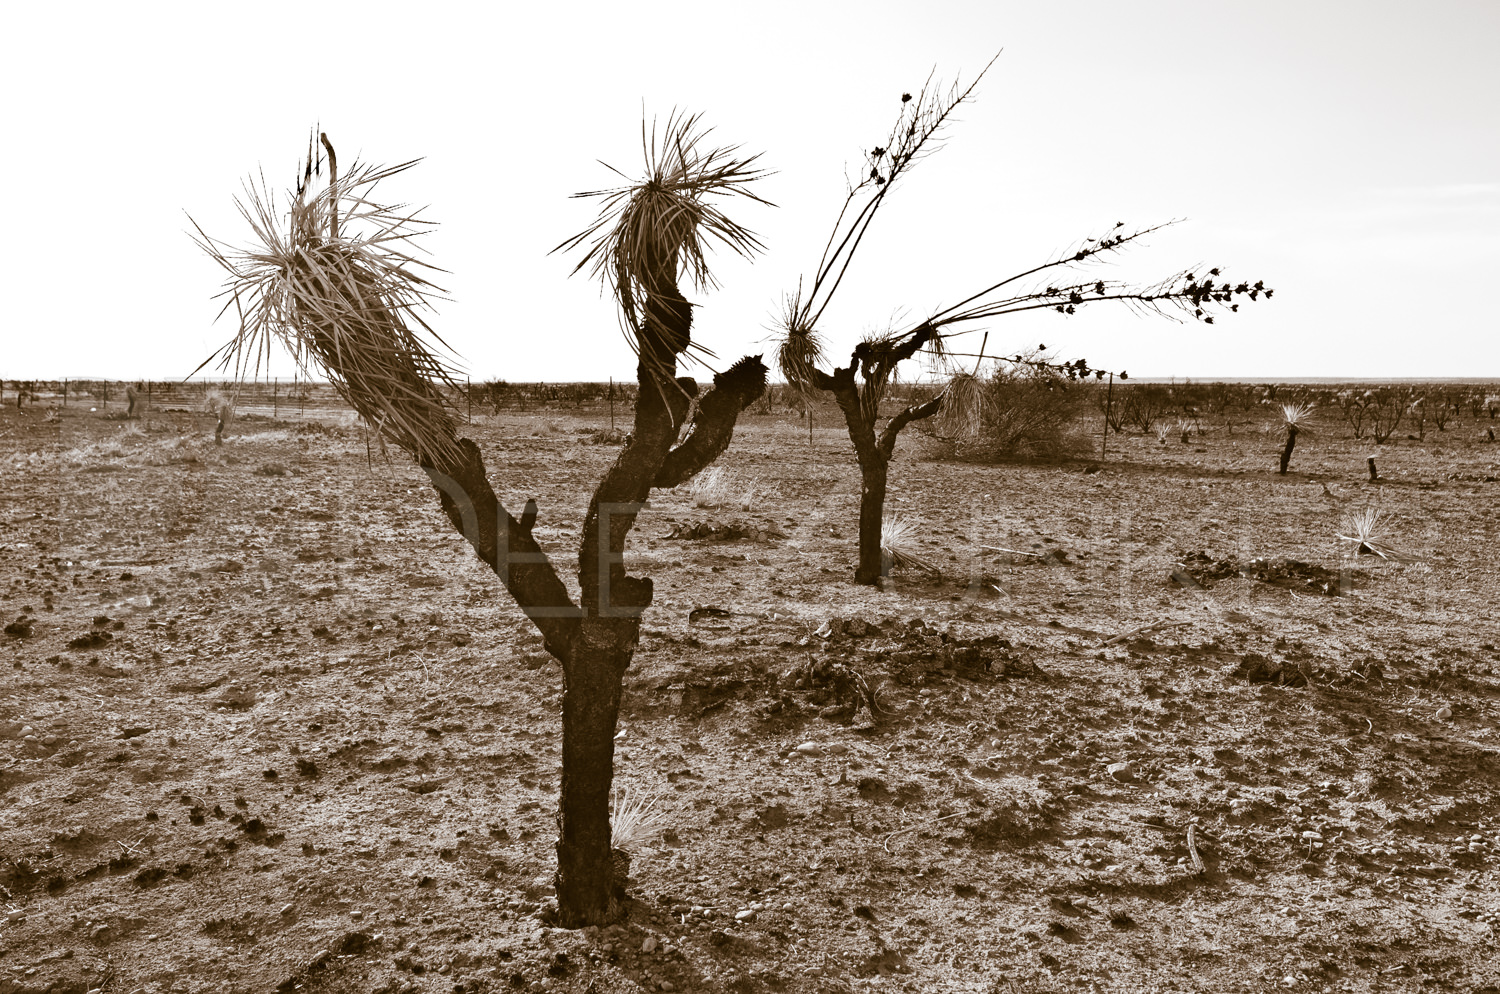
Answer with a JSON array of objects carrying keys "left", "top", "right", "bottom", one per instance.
[
  {"left": 1101, "top": 372, "right": 1114, "bottom": 460},
  {"left": 62, "top": 379, "right": 68, "bottom": 407},
  {"left": 147, "top": 381, "right": 153, "bottom": 414},
  {"left": 273, "top": 376, "right": 278, "bottom": 418},
  {"left": 467, "top": 376, "right": 472, "bottom": 424},
  {"left": 609, "top": 377, "right": 614, "bottom": 431}
]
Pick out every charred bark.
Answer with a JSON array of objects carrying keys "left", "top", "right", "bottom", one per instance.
[{"left": 1278, "top": 425, "right": 1298, "bottom": 475}]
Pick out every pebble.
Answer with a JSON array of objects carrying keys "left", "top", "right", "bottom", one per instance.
[
  {"left": 794, "top": 743, "right": 823, "bottom": 757},
  {"left": 1435, "top": 706, "right": 1452, "bottom": 720},
  {"left": 641, "top": 936, "right": 658, "bottom": 953},
  {"left": 735, "top": 909, "right": 756, "bottom": 922},
  {"left": 1106, "top": 761, "right": 1136, "bottom": 782}
]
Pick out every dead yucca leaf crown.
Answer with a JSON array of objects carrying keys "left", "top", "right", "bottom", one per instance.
[
  {"left": 191, "top": 134, "right": 462, "bottom": 465},
  {"left": 1280, "top": 402, "right": 1314, "bottom": 429},
  {"left": 556, "top": 111, "right": 772, "bottom": 367},
  {"left": 939, "top": 370, "right": 986, "bottom": 440}
]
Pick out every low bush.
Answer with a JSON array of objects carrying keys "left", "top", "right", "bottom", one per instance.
[{"left": 924, "top": 366, "right": 1091, "bottom": 462}]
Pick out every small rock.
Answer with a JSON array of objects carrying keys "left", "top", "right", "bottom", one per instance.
[
  {"left": 735, "top": 909, "right": 756, "bottom": 922},
  {"left": 1435, "top": 706, "right": 1452, "bottom": 720},
  {"left": 1106, "top": 761, "right": 1136, "bottom": 782},
  {"left": 794, "top": 743, "right": 823, "bottom": 758},
  {"left": 641, "top": 936, "right": 658, "bottom": 953}
]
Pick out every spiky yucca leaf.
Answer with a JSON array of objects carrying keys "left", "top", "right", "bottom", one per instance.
[
  {"left": 881, "top": 513, "right": 940, "bottom": 575},
  {"left": 191, "top": 142, "right": 462, "bottom": 465},
  {"left": 557, "top": 112, "right": 771, "bottom": 364}
]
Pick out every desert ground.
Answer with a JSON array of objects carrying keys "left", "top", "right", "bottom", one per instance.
[{"left": 2, "top": 382, "right": 1499, "bottom": 994}]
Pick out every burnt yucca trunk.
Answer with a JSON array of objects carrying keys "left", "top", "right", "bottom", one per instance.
[
  {"left": 554, "top": 630, "right": 631, "bottom": 924},
  {"left": 856, "top": 453, "right": 890, "bottom": 585},
  {"left": 1279, "top": 424, "right": 1298, "bottom": 474}
]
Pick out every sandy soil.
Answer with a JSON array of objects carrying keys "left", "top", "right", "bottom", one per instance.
[{"left": 2, "top": 397, "right": 1499, "bottom": 994}]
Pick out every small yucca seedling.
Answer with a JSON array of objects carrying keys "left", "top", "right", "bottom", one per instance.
[
  {"left": 610, "top": 784, "right": 670, "bottom": 852},
  {"left": 1338, "top": 506, "right": 1385, "bottom": 558},
  {"left": 1337, "top": 506, "right": 1418, "bottom": 562},
  {"left": 881, "top": 513, "right": 940, "bottom": 576},
  {"left": 1278, "top": 402, "right": 1313, "bottom": 475}
]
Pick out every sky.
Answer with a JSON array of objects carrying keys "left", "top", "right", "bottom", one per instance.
[{"left": 4, "top": 0, "right": 1497, "bottom": 382}]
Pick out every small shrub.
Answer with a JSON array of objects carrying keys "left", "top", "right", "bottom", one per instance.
[{"left": 926, "top": 366, "right": 1090, "bottom": 461}]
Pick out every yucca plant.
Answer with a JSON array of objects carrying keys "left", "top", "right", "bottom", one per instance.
[
  {"left": 1340, "top": 506, "right": 1382, "bottom": 556},
  {"left": 776, "top": 58, "right": 1273, "bottom": 583},
  {"left": 610, "top": 783, "right": 671, "bottom": 852},
  {"left": 1278, "top": 402, "right": 1313, "bottom": 474},
  {"left": 191, "top": 133, "right": 460, "bottom": 465},
  {"left": 195, "top": 125, "right": 769, "bottom": 928}
]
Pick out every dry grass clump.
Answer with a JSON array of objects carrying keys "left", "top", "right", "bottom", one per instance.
[
  {"left": 881, "top": 513, "right": 940, "bottom": 575},
  {"left": 687, "top": 465, "right": 775, "bottom": 511},
  {"left": 191, "top": 133, "right": 461, "bottom": 465}
]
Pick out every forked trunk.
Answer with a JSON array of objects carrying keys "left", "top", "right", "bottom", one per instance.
[{"left": 856, "top": 454, "right": 890, "bottom": 585}]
